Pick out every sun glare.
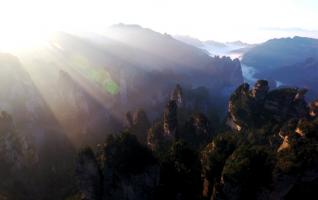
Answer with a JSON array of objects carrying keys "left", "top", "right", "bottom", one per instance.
[
  {"left": 0, "top": 29, "right": 51, "bottom": 52},
  {"left": 0, "top": 0, "right": 317, "bottom": 49}
]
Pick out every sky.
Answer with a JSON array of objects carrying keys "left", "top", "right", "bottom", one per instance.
[{"left": 0, "top": 0, "right": 317, "bottom": 49}]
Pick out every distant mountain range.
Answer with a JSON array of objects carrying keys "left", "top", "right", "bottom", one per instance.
[
  {"left": 174, "top": 35, "right": 253, "bottom": 57},
  {"left": 241, "top": 36, "right": 318, "bottom": 99},
  {"left": 1, "top": 24, "right": 244, "bottom": 147},
  {"left": 242, "top": 36, "right": 318, "bottom": 69},
  {"left": 175, "top": 34, "right": 318, "bottom": 100}
]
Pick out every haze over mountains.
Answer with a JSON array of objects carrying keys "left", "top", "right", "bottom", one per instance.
[
  {"left": 0, "top": 22, "right": 318, "bottom": 200},
  {"left": 0, "top": 0, "right": 317, "bottom": 199},
  {"left": 2, "top": 24, "right": 318, "bottom": 151},
  {"left": 174, "top": 35, "right": 253, "bottom": 58},
  {"left": 19, "top": 24, "right": 243, "bottom": 121},
  {"left": 0, "top": 24, "right": 245, "bottom": 199},
  {"left": 242, "top": 36, "right": 318, "bottom": 99},
  {"left": 175, "top": 34, "right": 318, "bottom": 100}
]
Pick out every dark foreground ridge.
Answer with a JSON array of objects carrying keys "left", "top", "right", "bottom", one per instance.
[{"left": 75, "top": 80, "right": 318, "bottom": 200}]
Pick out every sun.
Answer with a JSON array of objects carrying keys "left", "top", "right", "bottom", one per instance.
[
  {"left": 0, "top": 0, "right": 56, "bottom": 52},
  {"left": 0, "top": 28, "right": 52, "bottom": 52}
]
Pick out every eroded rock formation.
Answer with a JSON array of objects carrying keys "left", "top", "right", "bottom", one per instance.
[
  {"left": 227, "top": 80, "right": 311, "bottom": 132},
  {"left": 163, "top": 100, "right": 178, "bottom": 138},
  {"left": 77, "top": 133, "right": 159, "bottom": 200}
]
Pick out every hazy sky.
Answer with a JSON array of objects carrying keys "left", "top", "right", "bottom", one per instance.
[{"left": 0, "top": 0, "right": 317, "bottom": 45}]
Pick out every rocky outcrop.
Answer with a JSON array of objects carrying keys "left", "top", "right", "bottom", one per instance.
[
  {"left": 0, "top": 111, "right": 38, "bottom": 170},
  {"left": 226, "top": 83, "right": 252, "bottom": 131},
  {"left": 170, "top": 84, "right": 184, "bottom": 107},
  {"left": 126, "top": 109, "right": 151, "bottom": 144},
  {"left": 76, "top": 133, "right": 159, "bottom": 200},
  {"left": 102, "top": 165, "right": 160, "bottom": 200},
  {"left": 191, "top": 113, "right": 210, "bottom": 135},
  {"left": 264, "top": 88, "right": 309, "bottom": 123},
  {"left": 251, "top": 80, "right": 269, "bottom": 101},
  {"left": 147, "top": 84, "right": 217, "bottom": 151},
  {"left": 277, "top": 136, "right": 291, "bottom": 152},
  {"left": 272, "top": 118, "right": 318, "bottom": 200},
  {"left": 163, "top": 100, "right": 178, "bottom": 138},
  {"left": 0, "top": 111, "right": 43, "bottom": 199},
  {"left": 181, "top": 113, "right": 212, "bottom": 149},
  {"left": 227, "top": 80, "right": 310, "bottom": 131},
  {"left": 211, "top": 56, "right": 243, "bottom": 88},
  {"left": 309, "top": 99, "right": 318, "bottom": 117},
  {"left": 147, "top": 122, "right": 164, "bottom": 151},
  {"left": 295, "top": 118, "right": 318, "bottom": 138},
  {"left": 109, "top": 134, "right": 160, "bottom": 199},
  {"left": 210, "top": 82, "right": 318, "bottom": 200},
  {"left": 76, "top": 147, "right": 102, "bottom": 200}
]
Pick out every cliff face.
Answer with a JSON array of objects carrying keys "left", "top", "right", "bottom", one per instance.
[
  {"left": 125, "top": 109, "right": 151, "bottom": 144},
  {"left": 0, "top": 111, "right": 75, "bottom": 200},
  {"left": 0, "top": 111, "right": 38, "bottom": 170},
  {"left": 76, "top": 147, "right": 102, "bottom": 200},
  {"left": 102, "top": 165, "right": 160, "bottom": 200},
  {"left": 170, "top": 84, "right": 184, "bottom": 107},
  {"left": 227, "top": 80, "right": 309, "bottom": 131},
  {"left": 57, "top": 70, "right": 122, "bottom": 146},
  {"left": 309, "top": 99, "right": 318, "bottom": 117},
  {"left": 0, "top": 54, "right": 46, "bottom": 126},
  {"left": 163, "top": 100, "right": 178, "bottom": 138},
  {"left": 180, "top": 113, "right": 212, "bottom": 149},
  {"left": 147, "top": 84, "right": 215, "bottom": 151},
  {"left": 211, "top": 56, "right": 243, "bottom": 89},
  {"left": 147, "top": 100, "right": 178, "bottom": 152},
  {"left": 76, "top": 133, "right": 159, "bottom": 200},
  {"left": 0, "top": 54, "right": 78, "bottom": 199},
  {"left": 205, "top": 80, "right": 318, "bottom": 200},
  {"left": 74, "top": 80, "right": 318, "bottom": 200}
]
